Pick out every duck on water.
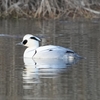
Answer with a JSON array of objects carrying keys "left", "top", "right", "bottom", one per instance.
[{"left": 17, "top": 34, "right": 83, "bottom": 60}]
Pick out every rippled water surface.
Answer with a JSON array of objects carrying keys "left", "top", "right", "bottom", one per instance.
[{"left": 0, "top": 19, "right": 100, "bottom": 100}]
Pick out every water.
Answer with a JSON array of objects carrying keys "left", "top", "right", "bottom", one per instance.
[{"left": 0, "top": 19, "right": 100, "bottom": 100}]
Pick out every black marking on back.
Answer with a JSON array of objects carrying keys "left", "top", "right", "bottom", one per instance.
[
  {"left": 49, "top": 49, "right": 53, "bottom": 51},
  {"left": 66, "top": 51, "right": 74, "bottom": 53},
  {"left": 23, "top": 40, "right": 27, "bottom": 45},
  {"left": 30, "top": 36, "right": 41, "bottom": 42}
]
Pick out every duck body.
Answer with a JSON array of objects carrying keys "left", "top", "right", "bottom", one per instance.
[
  {"left": 24, "top": 45, "right": 77, "bottom": 59},
  {"left": 19, "top": 34, "right": 82, "bottom": 59}
]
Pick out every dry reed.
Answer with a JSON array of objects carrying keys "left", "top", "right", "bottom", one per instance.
[{"left": 0, "top": 0, "right": 100, "bottom": 19}]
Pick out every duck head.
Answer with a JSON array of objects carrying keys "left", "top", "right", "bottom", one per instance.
[{"left": 18, "top": 34, "right": 41, "bottom": 48}]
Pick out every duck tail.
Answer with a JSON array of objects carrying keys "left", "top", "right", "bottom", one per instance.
[{"left": 75, "top": 54, "right": 86, "bottom": 59}]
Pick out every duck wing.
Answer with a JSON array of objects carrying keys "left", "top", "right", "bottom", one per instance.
[{"left": 33, "top": 45, "right": 74, "bottom": 58}]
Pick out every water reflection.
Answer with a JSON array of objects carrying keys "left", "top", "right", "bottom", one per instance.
[
  {"left": 23, "top": 57, "right": 81, "bottom": 99},
  {"left": 23, "top": 58, "right": 80, "bottom": 84}
]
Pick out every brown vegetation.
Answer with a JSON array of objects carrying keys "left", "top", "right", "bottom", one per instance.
[{"left": 0, "top": 0, "right": 100, "bottom": 19}]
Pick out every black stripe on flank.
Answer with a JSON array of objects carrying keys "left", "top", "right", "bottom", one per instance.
[{"left": 33, "top": 50, "right": 37, "bottom": 57}]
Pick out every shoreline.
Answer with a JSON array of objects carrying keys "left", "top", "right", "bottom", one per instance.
[{"left": 0, "top": 1, "right": 100, "bottom": 19}]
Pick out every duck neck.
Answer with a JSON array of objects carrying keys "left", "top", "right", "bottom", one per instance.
[
  {"left": 24, "top": 47, "right": 37, "bottom": 58},
  {"left": 24, "top": 40, "right": 40, "bottom": 58},
  {"left": 27, "top": 40, "right": 40, "bottom": 48}
]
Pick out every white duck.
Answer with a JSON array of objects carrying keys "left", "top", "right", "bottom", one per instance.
[{"left": 18, "top": 34, "right": 82, "bottom": 59}]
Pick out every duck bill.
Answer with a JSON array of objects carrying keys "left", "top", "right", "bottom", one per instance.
[{"left": 16, "top": 42, "right": 23, "bottom": 45}]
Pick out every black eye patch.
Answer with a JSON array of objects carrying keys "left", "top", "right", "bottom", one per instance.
[
  {"left": 30, "top": 36, "right": 41, "bottom": 42},
  {"left": 23, "top": 40, "right": 27, "bottom": 45}
]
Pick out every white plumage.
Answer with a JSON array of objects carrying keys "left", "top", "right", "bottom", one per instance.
[{"left": 18, "top": 34, "right": 81, "bottom": 59}]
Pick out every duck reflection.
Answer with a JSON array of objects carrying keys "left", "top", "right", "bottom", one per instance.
[{"left": 23, "top": 58, "right": 80, "bottom": 84}]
